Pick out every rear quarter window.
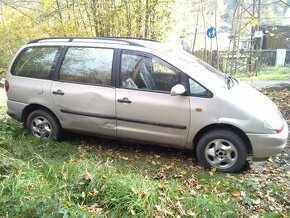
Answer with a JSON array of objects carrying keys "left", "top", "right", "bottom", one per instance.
[{"left": 11, "top": 47, "right": 60, "bottom": 79}]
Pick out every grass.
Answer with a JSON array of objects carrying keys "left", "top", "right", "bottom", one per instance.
[
  {"left": 0, "top": 68, "right": 5, "bottom": 77},
  {"left": 0, "top": 101, "right": 289, "bottom": 217},
  {"left": 235, "top": 66, "right": 290, "bottom": 80}
]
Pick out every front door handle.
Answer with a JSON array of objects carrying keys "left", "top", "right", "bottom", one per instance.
[
  {"left": 117, "top": 97, "right": 132, "bottom": 104},
  {"left": 52, "top": 90, "right": 65, "bottom": 96}
]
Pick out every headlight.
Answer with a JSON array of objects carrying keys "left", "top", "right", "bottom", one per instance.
[
  {"left": 263, "top": 120, "right": 276, "bottom": 130},
  {"left": 263, "top": 110, "right": 284, "bottom": 133}
]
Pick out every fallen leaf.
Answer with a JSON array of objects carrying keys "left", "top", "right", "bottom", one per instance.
[
  {"left": 154, "top": 154, "right": 161, "bottom": 158},
  {"left": 130, "top": 186, "right": 138, "bottom": 195},
  {"left": 185, "top": 176, "right": 198, "bottom": 188},
  {"left": 241, "top": 191, "right": 246, "bottom": 197},
  {"left": 84, "top": 170, "right": 93, "bottom": 181},
  {"left": 155, "top": 205, "right": 161, "bottom": 211},
  {"left": 232, "top": 191, "right": 241, "bottom": 198},
  {"left": 173, "top": 174, "right": 184, "bottom": 179},
  {"left": 176, "top": 201, "right": 186, "bottom": 216},
  {"left": 120, "top": 156, "right": 129, "bottom": 160},
  {"left": 252, "top": 198, "right": 261, "bottom": 205},
  {"left": 155, "top": 169, "right": 166, "bottom": 179}
]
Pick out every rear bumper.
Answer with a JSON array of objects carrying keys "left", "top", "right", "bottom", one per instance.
[
  {"left": 247, "top": 120, "right": 289, "bottom": 161},
  {"left": 6, "top": 100, "right": 27, "bottom": 121}
]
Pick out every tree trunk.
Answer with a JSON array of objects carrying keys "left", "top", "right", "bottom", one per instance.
[
  {"left": 144, "top": 0, "right": 149, "bottom": 38},
  {"left": 124, "top": 0, "right": 132, "bottom": 37},
  {"left": 90, "top": 0, "right": 99, "bottom": 36},
  {"left": 55, "top": 0, "right": 66, "bottom": 36},
  {"left": 192, "top": 2, "right": 201, "bottom": 52},
  {"left": 136, "top": 0, "right": 143, "bottom": 38}
]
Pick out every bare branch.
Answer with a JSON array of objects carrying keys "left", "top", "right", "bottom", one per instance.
[{"left": 279, "top": 0, "right": 290, "bottom": 7}]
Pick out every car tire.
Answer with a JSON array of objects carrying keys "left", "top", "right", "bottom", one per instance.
[
  {"left": 196, "top": 129, "right": 247, "bottom": 173},
  {"left": 26, "top": 109, "right": 61, "bottom": 140}
]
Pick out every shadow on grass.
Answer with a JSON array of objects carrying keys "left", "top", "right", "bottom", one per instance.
[
  {"left": 63, "top": 131, "right": 195, "bottom": 159},
  {"left": 60, "top": 131, "right": 200, "bottom": 176}
]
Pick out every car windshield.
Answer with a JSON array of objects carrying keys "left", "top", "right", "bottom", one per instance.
[{"left": 164, "top": 48, "right": 237, "bottom": 89}]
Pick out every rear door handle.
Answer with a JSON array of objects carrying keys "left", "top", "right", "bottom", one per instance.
[
  {"left": 52, "top": 90, "right": 65, "bottom": 96},
  {"left": 117, "top": 97, "right": 132, "bottom": 104}
]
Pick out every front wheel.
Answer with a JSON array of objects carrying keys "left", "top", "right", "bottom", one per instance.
[
  {"left": 196, "top": 129, "right": 247, "bottom": 173},
  {"left": 26, "top": 109, "right": 61, "bottom": 140}
]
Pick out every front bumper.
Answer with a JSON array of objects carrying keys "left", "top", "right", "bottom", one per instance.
[{"left": 246, "top": 119, "right": 289, "bottom": 161}]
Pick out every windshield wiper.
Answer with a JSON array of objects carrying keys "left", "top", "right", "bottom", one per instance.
[
  {"left": 225, "top": 75, "right": 236, "bottom": 89},
  {"left": 232, "top": 76, "right": 239, "bottom": 85}
]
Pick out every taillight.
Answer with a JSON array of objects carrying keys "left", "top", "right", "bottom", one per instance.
[{"left": 4, "top": 80, "right": 9, "bottom": 92}]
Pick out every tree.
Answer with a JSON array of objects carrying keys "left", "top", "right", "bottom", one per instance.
[{"left": 0, "top": 0, "right": 176, "bottom": 69}]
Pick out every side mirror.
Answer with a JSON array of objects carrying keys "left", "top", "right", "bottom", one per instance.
[{"left": 170, "top": 84, "right": 186, "bottom": 96}]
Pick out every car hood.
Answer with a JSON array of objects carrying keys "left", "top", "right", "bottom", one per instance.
[{"left": 220, "top": 83, "right": 283, "bottom": 131}]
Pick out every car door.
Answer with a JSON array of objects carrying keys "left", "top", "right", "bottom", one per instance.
[
  {"left": 51, "top": 46, "right": 116, "bottom": 137},
  {"left": 116, "top": 50, "right": 191, "bottom": 146}
]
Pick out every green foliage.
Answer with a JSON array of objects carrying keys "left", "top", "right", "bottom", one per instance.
[
  {"left": 0, "top": 0, "right": 175, "bottom": 69},
  {"left": 0, "top": 118, "right": 23, "bottom": 143},
  {"left": 0, "top": 52, "right": 7, "bottom": 77},
  {"left": 235, "top": 66, "right": 290, "bottom": 80}
]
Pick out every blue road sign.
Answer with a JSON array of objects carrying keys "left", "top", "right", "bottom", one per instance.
[{"left": 207, "top": 27, "right": 216, "bottom": 38}]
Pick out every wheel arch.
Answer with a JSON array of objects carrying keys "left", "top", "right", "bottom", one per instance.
[
  {"left": 22, "top": 104, "right": 61, "bottom": 128},
  {"left": 193, "top": 123, "right": 253, "bottom": 155}
]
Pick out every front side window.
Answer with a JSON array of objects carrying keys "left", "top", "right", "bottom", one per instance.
[
  {"left": 59, "top": 47, "right": 113, "bottom": 85},
  {"left": 121, "top": 52, "right": 180, "bottom": 92},
  {"left": 12, "top": 47, "right": 60, "bottom": 79}
]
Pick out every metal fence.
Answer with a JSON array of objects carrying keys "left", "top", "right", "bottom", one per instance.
[{"left": 193, "top": 49, "right": 290, "bottom": 74}]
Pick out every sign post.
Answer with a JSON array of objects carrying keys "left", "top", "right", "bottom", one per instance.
[{"left": 206, "top": 27, "right": 216, "bottom": 66}]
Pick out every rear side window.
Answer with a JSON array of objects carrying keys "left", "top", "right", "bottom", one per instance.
[
  {"left": 12, "top": 47, "right": 60, "bottom": 79},
  {"left": 59, "top": 47, "right": 113, "bottom": 85}
]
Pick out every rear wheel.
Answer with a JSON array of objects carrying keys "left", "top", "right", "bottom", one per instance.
[
  {"left": 26, "top": 109, "right": 61, "bottom": 140},
  {"left": 196, "top": 129, "right": 247, "bottom": 173}
]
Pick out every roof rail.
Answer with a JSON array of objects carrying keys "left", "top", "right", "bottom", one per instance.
[
  {"left": 27, "top": 36, "right": 157, "bottom": 46},
  {"left": 107, "top": 36, "right": 158, "bottom": 42}
]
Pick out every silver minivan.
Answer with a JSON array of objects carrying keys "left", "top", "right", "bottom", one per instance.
[{"left": 4, "top": 37, "right": 289, "bottom": 172}]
